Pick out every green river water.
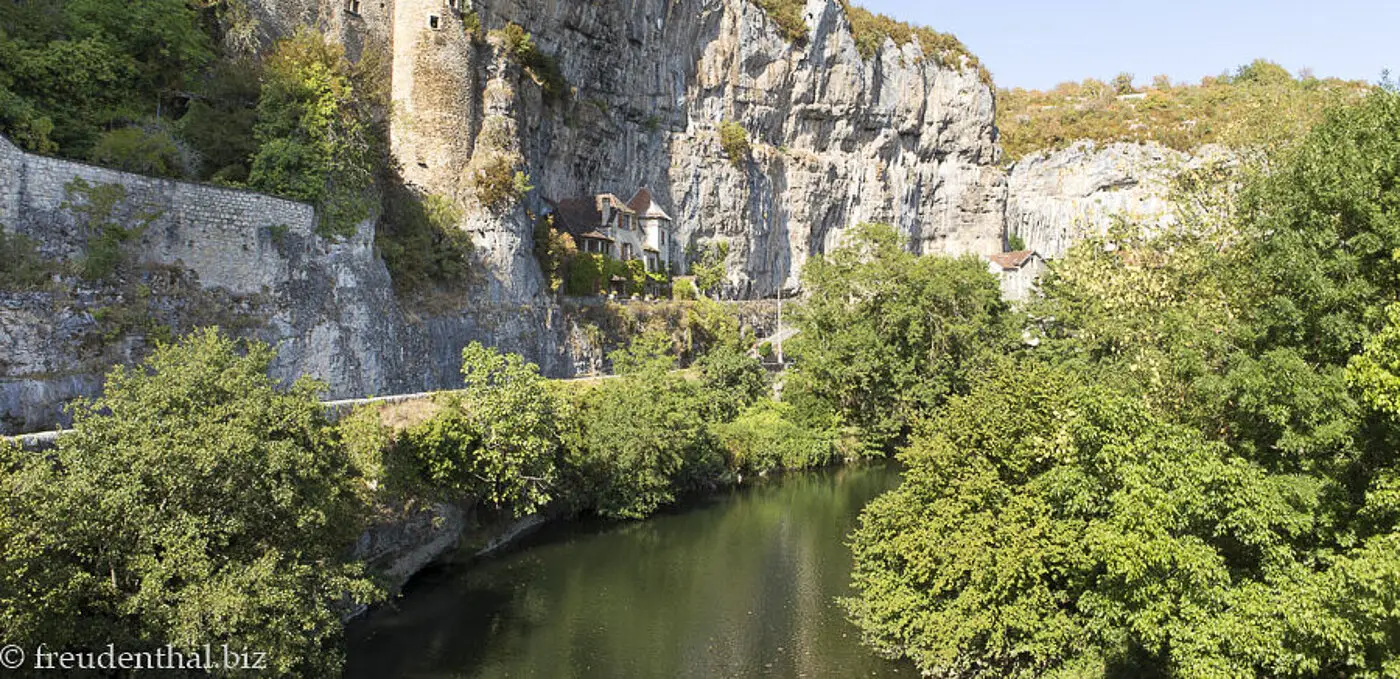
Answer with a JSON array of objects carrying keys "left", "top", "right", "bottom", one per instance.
[{"left": 346, "top": 462, "right": 915, "bottom": 678}]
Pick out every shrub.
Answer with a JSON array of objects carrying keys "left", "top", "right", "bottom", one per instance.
[
  {"left": 711, "top": 400, "right": 838, "bottom": 474},
  {"left": 836, "top": 2, "right": 990, "bottom": 85},
  {"left": 753, "top": 0, "right": 808, "bottom": 43},
  {"left": 719, "top": 120, "right": 751, "bottom": 166},
  {"left": 468, "top": 151, "right": 531, "bottom": 210},
  {"left": 0, "top": 229, "right": 57, "bottom": 291},
  {"left": 88, "top": 126, "right": 188, "bottom": 178},
  {"left": 494, "top": 23, "right": 569, "bottom": 104},
  {"left": 376, "top": 187, "right": 474, "bottom": 295},
  {"left": 62, "top": 179, "right": 157, "bottom": 281},
  {"left": 533, "top": 215, "right": 578, "bottom": 293}
]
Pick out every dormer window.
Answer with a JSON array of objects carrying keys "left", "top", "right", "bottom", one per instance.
[
  {"left": 346, "top": 0, "right": 360, "bottom": 14},
  {"left": 428, "top": 14, "right": 440, "bottom": 29}
]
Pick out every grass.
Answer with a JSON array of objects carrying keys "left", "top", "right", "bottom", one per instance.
[{"left": 996, "top": 60, "right": 1371, "bottom": 161}]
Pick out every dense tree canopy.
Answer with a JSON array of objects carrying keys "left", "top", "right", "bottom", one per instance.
[
  {"left": 0, "top": 329, "right": 379, "bottom": 676},
  {"left": 847, "top": 89, "right": 1400, "bottom": 678},
  {"left": 786, "top": 222, "right": 1017, "bottom": 448}
]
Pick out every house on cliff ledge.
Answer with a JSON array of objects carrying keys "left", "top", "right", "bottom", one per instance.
[
  {"left": 547, "top": 189, "right": 675, "bottom": 273},
  {"left": 987, "top": 250, "right": 1046, "bottom": 302}
]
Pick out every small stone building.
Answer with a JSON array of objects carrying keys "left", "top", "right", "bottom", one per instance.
[
  {"left": 548, "top": 188, "right": 675, "bottom": 273},
  {"left": 987, "top": 250, "right": 1046, "bottom": 302}
]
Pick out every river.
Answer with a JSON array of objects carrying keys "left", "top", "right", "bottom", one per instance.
[{"left": 346, "top": 462, "right": 915, "bottom": 678}]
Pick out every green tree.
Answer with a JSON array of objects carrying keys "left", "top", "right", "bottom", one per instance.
[
  {"left": 400, "top": 343, "right": 560, "bottom": 515},
  {"left": 786, "top": 222, "right": 1016, "bottom": 448},
  {"left": 0, "top": 329, "right": 379, "bottom": 676},
  {"left": 696, "top": 343, "right": 769, "bottom": 421},
  {"left": 691, "top": 240, "right": 730, "bottom": 297},
  {"left": 563, "top": 338, "right": 722, "bottom": 519},
  {"left": 178, "top": 58, "right": 263, "bottom": 182},
  {"left": 847, "top": 361, "right": 1329, "bottom": 678},
  {"left": 248, "top": 29, "right": 375, "bottom": 238}
]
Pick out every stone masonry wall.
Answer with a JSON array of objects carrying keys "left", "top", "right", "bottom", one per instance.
[
  {"left": 3, "top": 136, "right": 317, "bottom": 295},
  {"left": 0, "top": 135, "right": 597, "bottom": 434}
]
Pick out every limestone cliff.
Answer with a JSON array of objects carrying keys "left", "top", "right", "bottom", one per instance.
[
  {"left": 1, "top": 0, "right": 1009, "bottom": 433},
  {"left": 385, "top": 0, "right": 1005, "bottom": 298},
  {"left": 1006, "top": 140, "right": 1233, "bottom": 259}
]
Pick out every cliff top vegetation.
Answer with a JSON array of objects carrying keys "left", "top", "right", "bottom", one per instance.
[
  {"left": 997, "top": 59, "right": 1372, "bottom": 161},
  {"left": 754, "top": 0, "right": 992, "bottom": 86}
]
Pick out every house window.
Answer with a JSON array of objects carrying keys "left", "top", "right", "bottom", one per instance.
[
  {"left": 346, "top": 0, "right": 360, "bottom": 14},
  {"left": 428, "top": 14, "right": 440, "bottom": 28},
  {"left": 448, "top": 0, "right": 458, "bottom": 9},
  {"left": 622, "top": 244, "right": 635, "bottom": 260}
]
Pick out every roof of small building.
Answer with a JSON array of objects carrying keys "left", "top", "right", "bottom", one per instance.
[
  {"left": 597, "top": 193, "right": 635, "bottom": 214},
  {"left": 627, "top": 188, "right": 672, "bottom": 221},
  {"left": 550, "top": 198, "right": 607, "bottom": 238},
  {"left": 989, "top": 250, "right": 1037, "bottom": 269},
  {"left": 549, "top": 188, "right": 672, "bottom": 240}
]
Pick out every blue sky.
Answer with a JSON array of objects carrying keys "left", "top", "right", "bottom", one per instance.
[{"left": 855, "top": 0, "right": 1398, "bottom": 90}]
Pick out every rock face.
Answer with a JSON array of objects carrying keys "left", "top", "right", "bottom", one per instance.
[
  {"left": 387, "top": 0, "right": 1006, "bottom": 298},
  {"left": 1006, "top": 141, "right": 1231, "bottom": 259},
  {"left": 1, "top": 0, "right": 1016, "bottom": 433}
]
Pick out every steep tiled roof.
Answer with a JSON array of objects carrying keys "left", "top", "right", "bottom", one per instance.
[
  {"left": 989, "top": 250, "right": 1036, "bottom": 269},
  {"left": 550, "top": 198, "right": 610, "bottom": 241},
  {"left": 627, "top": 187, "right": 672, "bottom": 221}
]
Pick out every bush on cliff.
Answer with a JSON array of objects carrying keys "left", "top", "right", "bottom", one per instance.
[
  {"left": 0, "top": 329, "right": 381, "bottom": 676},
  {"left": 248, "top": 29, "right": 376, "bottom": 238},
  {"left": 719, "top": 120, "right": 751, "bottom": 167}
]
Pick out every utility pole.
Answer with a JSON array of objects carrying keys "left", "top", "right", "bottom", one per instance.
[{"left": 776, "top": 282, "right": 783, "bottom": 365}]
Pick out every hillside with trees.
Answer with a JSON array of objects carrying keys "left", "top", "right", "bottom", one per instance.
[{"left": 997, "top": 60, "right": 1371, "bottom": 160}]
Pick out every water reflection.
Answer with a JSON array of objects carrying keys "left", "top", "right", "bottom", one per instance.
[{"left": 348, "top": 464, "right": 913, "bottom": 678}]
